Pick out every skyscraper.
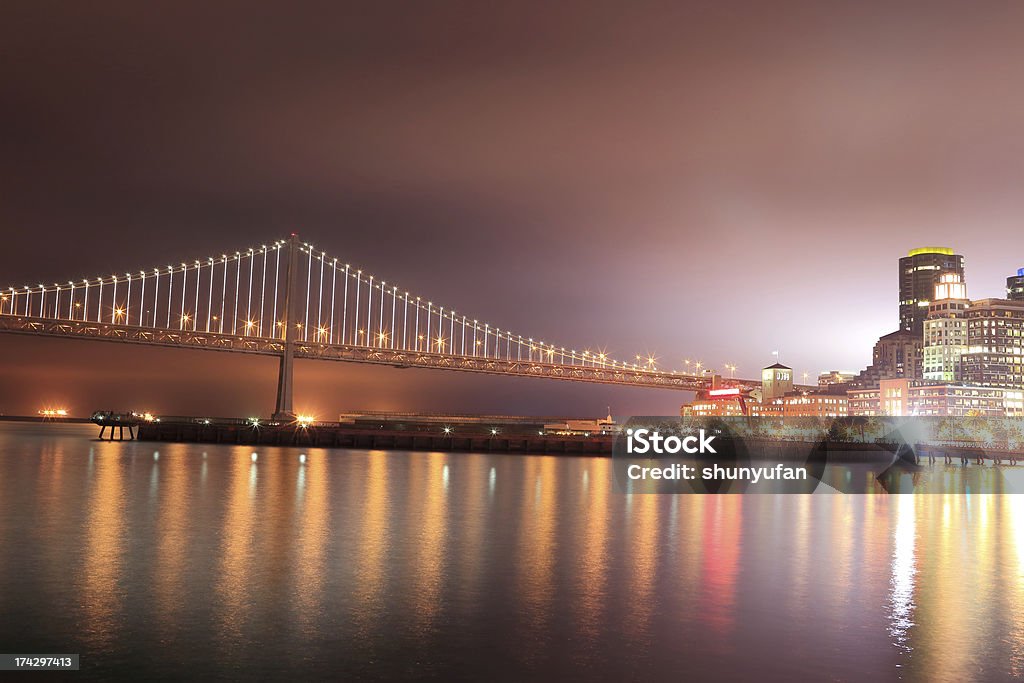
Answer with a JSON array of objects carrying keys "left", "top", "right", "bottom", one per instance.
[
  {"left": 899, "top": 247, "right": 965, "bottom": 334},
  {"left": 922, "top": 273, "right": 969, "bottom": 382},
  {"left": 1008, "top": 268, "right": 1024, "bottom": 301}
]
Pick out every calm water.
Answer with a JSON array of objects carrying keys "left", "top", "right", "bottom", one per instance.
[{"left": 1, "top": 423, "right": 1024, "bottom": 681}]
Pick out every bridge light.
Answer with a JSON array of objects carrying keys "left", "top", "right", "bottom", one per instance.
[{"left": 443, "top": 426, "right": 452, "bottom": 434}]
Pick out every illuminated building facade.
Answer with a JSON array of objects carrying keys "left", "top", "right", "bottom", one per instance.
[
  {"left": 681, "top": 392, "right": 847, "bottom": 418},
  {"left": 923, "top": 273, "right": 969, "bottom": 381},
  {"left": 899, "top": 247, "right": 964, "bottom": 335},
  {"left": 960, "top": 297, "right": 1024, "bottom": 390},
  {"left": 682, "top": 364, "right": 847, "bottom": 418},
  {"left": 847, "top": 378, "right": 1010, "bottom": 417}
]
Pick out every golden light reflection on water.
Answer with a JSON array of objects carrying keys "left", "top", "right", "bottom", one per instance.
[
  {"left": 217, "top": 451, "right": 258, "bottom": 645},
  {"left": 351, "top": 451, "right": 391, "bottom": 635},
  {"left": 452, "top": 456, "right": 488, "bottom": 619},
  {"left": 294, "top": 449, "right": 331, "bottom": 636},
  {"left": 623, "top": 492, "right": 659, "bottom": 647},
  {"left": 81, "top": 447, "right": 126, "bottom": 652},
  {"left": 573, "top": 460, "right": 610, "bottom": 646},
  {"left": 154, "top": 446, "right": 190, "bottom": 640},
  {"left": 9, "top": 425, "right": 1024, "bottom": 680},
  {"left": 516, "top": 456, "right": 558, "bottom": 660},
  {"left": 408, "top": 452, "right": 449, "bottom": 633}
]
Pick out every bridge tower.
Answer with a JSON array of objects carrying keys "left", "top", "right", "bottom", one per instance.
[{"left": 272, "top": 233, "right": 300, "bottom": 420}]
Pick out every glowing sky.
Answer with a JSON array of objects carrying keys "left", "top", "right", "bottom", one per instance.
[{"left": 2, "top": 2, "right": 1023, "bottom": 417}]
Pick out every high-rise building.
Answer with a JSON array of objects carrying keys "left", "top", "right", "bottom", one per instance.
[
  {"left": 923, "top": 273, "right": 969, "bottom": 381},
  {"left": 899, "top": 247, "right": 965, "bottom": 334},
  {"left": 1008, "top": 268, "right": 1024, "bottom": 301},
  {"left": 960, "top": 297, "right": 1024, "bottom": 390}
]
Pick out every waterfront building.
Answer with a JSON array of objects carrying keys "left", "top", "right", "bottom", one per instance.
[
  {"left": 681, "top": 362, "right": 847, "bottom": 418},
  {"left": 899, "top": 247, "right": 965, "bottom": 335},
  {"left": 681, "top": 390, "right": 848, "bottom": 418},
  {"left": 960, "top": 297, "right": 1024, "bottom": 390},
  {"left": 847, "top": 378, "right": 1009, "bottom": 417},
  {"left": 923, "top": 273, "right": 969, "bottom": 382}
]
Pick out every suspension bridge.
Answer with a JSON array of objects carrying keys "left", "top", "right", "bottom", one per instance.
[{"left": 0, "top": 235, "right": 761, "bottom": 418}]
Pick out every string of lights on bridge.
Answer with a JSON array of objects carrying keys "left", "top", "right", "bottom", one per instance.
[{"left": 1, "top": 238, "right": 739, "bottom": 377}]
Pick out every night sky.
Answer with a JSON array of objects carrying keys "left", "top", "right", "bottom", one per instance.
[{"left": 2, "top": 2, "right": 1024, "bottom": 418}]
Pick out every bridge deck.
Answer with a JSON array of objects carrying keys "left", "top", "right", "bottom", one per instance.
[{"left": 0, "top": 314, "right": 737, "bottom": 391}]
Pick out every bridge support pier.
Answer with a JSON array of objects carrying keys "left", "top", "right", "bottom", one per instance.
[
  {"left": 272, "top": 233, "right": 299, "bottom": 422},
  {"left": 273, "top": 346, "right": 295, "bottom": 421}
]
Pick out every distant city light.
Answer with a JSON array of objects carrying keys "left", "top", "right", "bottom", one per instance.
[{"left": 38, "top": 408, "right": 68, "bottom": 417}]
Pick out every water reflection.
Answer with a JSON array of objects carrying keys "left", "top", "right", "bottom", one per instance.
[
  {"left": 294, "top": 448, "right": 330, "bottom": 637},
  {"left": 154, "top": 446, "right": 190, "bottom": 643},
  {"left": 409, "top": 452, "right": 449, "bottom": 635},
  {"left": 217, "top": 451, "right": 258, "bottom": 650},
  {"left": 1, "top": 424, "right": 1024, "bottom": 681},
  {"left": 516, "top": 457, "right": 558, "bottom": 663},
  {"left": 889, "top": 495, "right": 916, "bottom": 655},
  {"left": 81, "top": 445, "right": 126, "bottom": 652},
  {"left": 350, "top": 451, "right": 390, "bottom": 639}
]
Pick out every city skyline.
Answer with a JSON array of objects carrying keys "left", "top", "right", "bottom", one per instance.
[{"left": 1, "top": 237, "right": 1020, "bottom": 419}]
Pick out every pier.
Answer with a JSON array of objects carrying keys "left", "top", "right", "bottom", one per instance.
[{"left": 133, "top": 416, "right": 616, "bottom": 455}]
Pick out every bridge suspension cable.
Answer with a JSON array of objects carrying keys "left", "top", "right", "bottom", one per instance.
[{"left": 1, "top": 236, "right": 712, "bottom": 379}]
